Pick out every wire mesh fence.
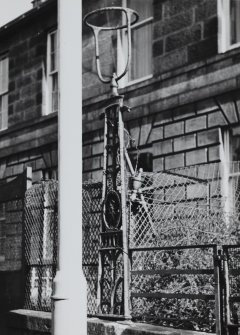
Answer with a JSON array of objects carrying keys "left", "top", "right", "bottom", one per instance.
[
  {"left": 21, "top": 162, "right": 240, "bottom": 330},
  {"left": 82, "top": 181, "right": 102, "bottom": 315},
  {"left": 24, "top": 180, "right": 58, "bottom": 312},
  {"left": 129, "top": 162, "right": 240, "bottom": 249}
]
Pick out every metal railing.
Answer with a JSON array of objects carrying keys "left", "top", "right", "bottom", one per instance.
[{"left": 129, "top": 244, "right": 219, "bottom": 332}]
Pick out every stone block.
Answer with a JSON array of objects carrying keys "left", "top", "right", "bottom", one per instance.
[
  {"left": 83, "top": 156, "right": 101, "bottom": 172},
  {"left": 83, "top": 145, "right": 92, "bottom": 158},
  {"left": 35, "top": 44, "right": 46, "bottom": 57},
  {"left": 179, "top": 78, "right": 237, "bottom": 106},
  {"left": 164, "top": 121, "right": 184, "bottom": 138},
  {"left": 204, "top": 16, "right": 218, "bottom": 39},
  {"left": 139, "top": 119, "right": 153, "bottom": 145},
  {"left": 154, "top": 10, "right": 193, "bottom": 39},
  {"left": 174, "top": 134, "right": 196, "bottom": 152},
  {"left": 148, "top": 126, "right": 163, "bottom": 143},
  {"left": 153, "top": 48, "right": 188, "bottom": 75},
  {"left": 197, "top": 128, "right": 219, "bottom": 147},
  {"left": 8, "top": 92, "right": 20, "bottom": 104},
  {"left": 185, "top": 115, "right": 207, "bottom": 132},
  {"left": 188, "top": 36, "right": 218, "bottom": 63},
  {"left": 153, "top": 39, "right": 163, "bottom": 57},
  {"left": 186, "top": 148, "right": 207, "bottom": 165},
  {"left": 16, "top": 75, "right": 32, "bottom": 88},
  {"left": 165, "top": 153, "right": 185, "bottom": 169},
  {"left": 217, "top": 95, "right": 240, "bottom": 124},
  {"left": 208, "top": 145, "right": 220, "bottom": 162},
  {"left": 153, "top": 139, "right": 173, "bottom": 156},
  {"left": 11, "top": 41, "right": 28, "bottom": 55},
  {"left": 35, "top": 158, "right": 45, "bottom": 170},
  {"left": 12, "top": 164, "right": 24, "bottom": 176},
  {"left": 172, "top": 104, "right": 195, "bottom": 120},
  {"left": 165, "top": 24, "right": 201, "bottom": 53},
  {"left": 163, "top": 0, "right": 204, "bottom": 18},
  {"left": 9, "top": 80, "right": 15, "bottom": 91},
  {"left": 208, "top": 111, "right": 228, "bottom": 127},
  {"left": 153, "top": 157, "right": 164, "bottom": 171},
  {"left": 153, "top": 0, "right": 162, "bottom": 20},
  {"left": 91, "top": 169, "right": 103, "bottom": 182},
  {"left": 195, "top": 0, "right": 217, "bottom": 21},
  {"left": 83, "top": 131, "right": 101, "bottom": 145},
  {"left": 154, "top": 110, "right": 173, "bottom": 126},
  {"left": 195, "top": 98, "right": 218, "bottom": 114},
  {"left": 92, "top": 142, "right": 103, "bottom": 156}
]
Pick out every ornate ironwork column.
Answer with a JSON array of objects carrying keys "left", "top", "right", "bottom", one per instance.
[{"left": 84, "top": 7, "right": 139, "bottom": 319}]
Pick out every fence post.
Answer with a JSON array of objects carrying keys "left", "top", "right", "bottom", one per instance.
[
  {"left": 214, "top": 246, "right": 223, "bottom": 335},
  {"left": 25, "top": 167, "right": 32, "bottom": 191}
]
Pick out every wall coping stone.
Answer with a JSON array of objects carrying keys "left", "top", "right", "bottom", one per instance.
[{"left": 7, "top": 310, "right": 215, "bottom": 335}]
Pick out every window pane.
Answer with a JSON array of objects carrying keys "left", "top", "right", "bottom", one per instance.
[
  {"left": 50, "top": 32, "right": 56, "bottom": 53},
  {"left": 51, "top": 52, "right": 56, "bottom": 72},
  {"left": 230, "top": 0, "right": 240, "bottom": 44},
  {"left": 130, "top": 22, "right": 152, "bottom": 81},
  {"left": 128, "top": 0, "right": 153, "bottom": 20},
  {"left": 50, "top": 32, "right": 57, "bottom": 72},
  {"left": 51, "top": 73, "right": 58, "bottom": 113},
  {"left": 0, "top": 57, "right": 9, "bottom": 94},
  {"left": 1, "top": 94, "right": 8, "bottom": 129},
  {"left": 2, "top": 58, "right": 8, "bottom": 92}
]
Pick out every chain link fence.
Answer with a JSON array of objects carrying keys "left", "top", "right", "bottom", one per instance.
[
  {"left": 82, "top": 181, "right": 102, "bottom": 315},
  {"left": 21, "top": 162, "right": 240, "bottom": 330},
  {"left": 24, "top": 180, "right": 58, "bottom": 312},
  {"left": 129, "top": 162, "right": 240, "bottom": 249}
]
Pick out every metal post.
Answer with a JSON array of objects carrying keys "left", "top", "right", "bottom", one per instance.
[
  {"left": 52, "top": 0, "right": 87, "bottom": 334},
  {"left": 118, "top": 101, "right": 131, "bottom": 319},
  {"left": 214, "top": 246, "right": 223, "bottom": 335}
]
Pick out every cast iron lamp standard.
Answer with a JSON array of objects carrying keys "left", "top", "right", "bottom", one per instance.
[{"left": 84, "top": 7, "right": 139, "bottom": 319}]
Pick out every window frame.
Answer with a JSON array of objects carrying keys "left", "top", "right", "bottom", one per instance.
[
  {"left": 118, "top": 0, "right": 153, "bottom": 88},
  {"left": 46, "top": 30, "right": 59, "bottom": 115},
  {"left": 220, "top": 127, "right": 240, "bottom": 223},
  {"left": 0, "top": 55, "right": 8, "bottom": 131},
  {"left": 218, "top": 0, "right": 240, "bottom": 53}
]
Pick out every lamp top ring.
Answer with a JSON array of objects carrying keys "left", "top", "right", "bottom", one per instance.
[{"left": 83, "top": 7, "right": 139, "bottom": 31}]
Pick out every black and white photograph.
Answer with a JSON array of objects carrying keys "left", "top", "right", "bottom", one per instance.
[{"left": 0, "top": 0, "right": 240, "bottom": 334}]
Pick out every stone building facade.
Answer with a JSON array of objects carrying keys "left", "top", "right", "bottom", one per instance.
[
  {"left": 83, "top": 0, "right": 240, "bottom": 182},
  {"left": 0, "top": 0, "right": 58, "bottom": 186},
  {"left": 0, "top": 1, "right": 58, "bottom": 332}
]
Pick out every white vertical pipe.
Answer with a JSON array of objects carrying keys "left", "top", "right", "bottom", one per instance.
[{"left": 52, "top": 0, "right": 87, "bottom": 334}]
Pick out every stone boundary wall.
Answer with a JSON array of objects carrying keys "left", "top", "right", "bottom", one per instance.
[{"left": 7, "top": 310, "right": 212, "bottom": 335}]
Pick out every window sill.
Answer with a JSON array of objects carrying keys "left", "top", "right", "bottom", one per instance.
[
  {"left": 124, "top": 74, "right": 153, "bottom": 88},
  {"left": 219, "top": 41, "right": 240, "bottom": 54}
]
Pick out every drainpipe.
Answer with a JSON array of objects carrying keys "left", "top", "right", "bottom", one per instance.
[{"left": 52, "top": 0, "right": 87, "bottom": 334}]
